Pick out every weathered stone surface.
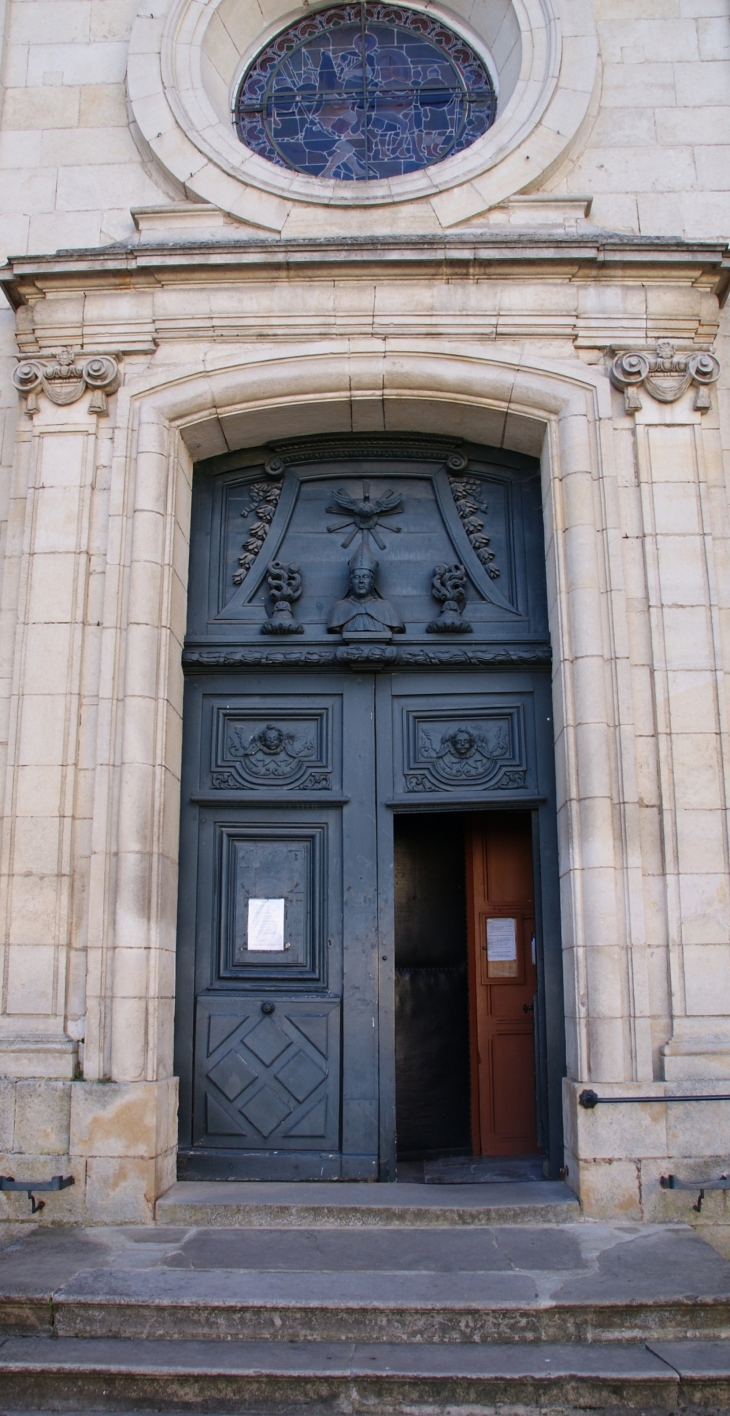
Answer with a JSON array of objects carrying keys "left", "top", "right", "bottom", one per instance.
[
  {"left": 156, "top": 1179, "right": 579, "bottom": 1227},
  {"left": 1, "top": 1220, "right": 730, "bottom": 1346},
  {"left": 0, "top": 1335, "right": 683, "bottom": 1413}
]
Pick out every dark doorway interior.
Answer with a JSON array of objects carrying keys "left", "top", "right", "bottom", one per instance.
[{"left": 394, "top": 813, "right": 471, "bottom": 1160}]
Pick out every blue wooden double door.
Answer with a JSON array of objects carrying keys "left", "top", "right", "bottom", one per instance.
[{"left": 175, "top": 436, "right": 563, "bottom": 1180}]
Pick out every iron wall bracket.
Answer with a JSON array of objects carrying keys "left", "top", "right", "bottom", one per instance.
[
  {"left": 0, "top": 1174, "right": 74, "bottom": 1214},
  {"left": 660, "top": 1173, "right": 730, "bottom": 1214}
]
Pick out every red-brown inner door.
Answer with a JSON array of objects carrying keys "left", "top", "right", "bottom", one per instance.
[{"left": 466, "top": 812, "right": 539, "bottom": 1156}]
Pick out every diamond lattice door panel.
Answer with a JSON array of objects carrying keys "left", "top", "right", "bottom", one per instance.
[{"left": 194, "top": 996, "right": 340, "bottom": 1150}]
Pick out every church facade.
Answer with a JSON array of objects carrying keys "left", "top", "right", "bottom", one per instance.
[{"left": 0, "top": 0, "right": 728, "bottom": 1224}]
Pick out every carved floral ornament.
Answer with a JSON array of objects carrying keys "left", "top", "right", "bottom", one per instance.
[
  {"left": 13, "top": 349, "right": 121, "bottom": 416},
  {"left": 609, "top": 342, "right": 721, "bottom": 414}
]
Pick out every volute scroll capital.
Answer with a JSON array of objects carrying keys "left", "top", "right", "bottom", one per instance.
[
  {"left": 12, "top": 349, "right": 121, "bottom": 417},
  {"left": 608, "top": 341, "right": 720, "bottom": 414}
]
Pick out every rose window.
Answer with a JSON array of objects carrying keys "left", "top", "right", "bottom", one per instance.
[{"left": 236, "top": 2, "right": 496, "bottom": 181}]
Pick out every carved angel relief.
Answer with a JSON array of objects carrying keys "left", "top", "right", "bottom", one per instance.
[
  {"left": 404, "top": 716, "right": 525, "bottom": 793},
  {"left": 420, "top": 724, "right": 508, "bottom": 780},
  {"left": 213, "top": 721, "right": 331, "bottom": 791}
]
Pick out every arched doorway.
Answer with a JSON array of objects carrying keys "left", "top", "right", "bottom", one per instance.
[{"left": 174, "top": 433, "right": 564, "bottom": 1180}]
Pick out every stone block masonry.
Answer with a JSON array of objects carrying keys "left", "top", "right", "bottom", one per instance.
[{"left": 0, "top": 0, "right": 726, "bottom": 1224}]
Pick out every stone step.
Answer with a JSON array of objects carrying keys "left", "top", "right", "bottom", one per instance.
[
  {"left": 47, "top": 1282, "right": 730, "bottom": 1346},
  {"left": 156, "top": 1178, "right": 580, "bottom": 1227},
  {"left": 3, "top": 1335, "right": 728, "bottom": 1412},
  {"left": 3, "top": 1221, "right": 730, "bottom": 1347}
]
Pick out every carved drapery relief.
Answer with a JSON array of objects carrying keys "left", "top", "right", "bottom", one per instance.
[
  {"left": 13, "top": 349, "right": 121, "bottom": 416},
  {"left": 233, "top": 482, "right": 283, "bottom": 584},
  {"left": 609, "top": 342, "right": 721, "bottom": 413}
]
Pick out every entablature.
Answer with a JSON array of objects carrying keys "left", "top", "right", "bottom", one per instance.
[{"left": 2, "top": 234, "right": 727, "bottom": 358}]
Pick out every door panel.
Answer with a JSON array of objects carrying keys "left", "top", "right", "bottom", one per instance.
[
  {"left": 467, "top": 812, "right": 539, "bottom": 1156},
  {"left": 176, "top": 671, "right": 378, "bottom": 1180},
  {"left": 213, "top": 821, "right": 322, "bottom": 985},
  {"left": 195, "top": 995, "right": 340, "bottom": 1151},
  {"left": 492, "top": 1032, "right": 537, "bottom": 1137},
  {"left": 385, "top": 673, "right": 541, "bottom": 809}
]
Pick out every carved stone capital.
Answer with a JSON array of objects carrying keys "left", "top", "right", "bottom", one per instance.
[
  {"left": 609, "top": 341, "right": 720, "bottom": 414},
  {"left": 13, "top": 349, "right": 121, "bottom": 417}
]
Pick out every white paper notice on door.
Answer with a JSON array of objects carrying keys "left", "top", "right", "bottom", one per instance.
[
  {"left": 486, "top": 917, "right": 518, "bottom": 977},
  {"left": 247, "top": 897, "right": 286, "bottom": 951}
]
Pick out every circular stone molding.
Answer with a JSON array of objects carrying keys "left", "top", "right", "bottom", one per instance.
[{"left": 127, "top": 0, "right": 598, "bottom": 233}]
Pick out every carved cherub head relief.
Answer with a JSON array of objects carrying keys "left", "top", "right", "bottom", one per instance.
[
  {"left": 260, "top": 724, "right": 285, "bottom": 754},
  {"left": 450, "top": 728, "right": 476, "bottom": 758}
]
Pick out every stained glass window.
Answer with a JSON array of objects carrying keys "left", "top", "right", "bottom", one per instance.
[{"left": 236, "top": 3, "right": 496, "bottom": 181}]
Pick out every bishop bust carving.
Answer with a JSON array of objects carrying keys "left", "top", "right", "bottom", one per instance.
[{"left": 327, "top": 543, "right": 405, "bottom": 642}]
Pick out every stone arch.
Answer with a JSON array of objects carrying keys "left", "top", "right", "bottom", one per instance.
[{"left": 88, "top": 348, "right": 645, "bottom": 1168}]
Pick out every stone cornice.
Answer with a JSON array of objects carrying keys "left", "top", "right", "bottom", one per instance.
[
  {"left": 2, "top": 234, "right": 727, "bottom": 356},
  {"left": 1, "top": 233, "right": 729, "bottom": 305}
]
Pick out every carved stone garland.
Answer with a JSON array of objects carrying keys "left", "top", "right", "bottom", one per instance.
[
  {"left": 13, "top": 348, "right": 121, "bottom": 416},
  {"left": 182, "top": 644, "right": 551, "bottom": 669},
  {"left": 447, "top": 475, "right": 500, "bottom": 579},
  {"left": 233, "top": 482, "right": 283, "bottom": 585},
  {"left": 609, "top": 341, "right": 721, "bottom": 413}
]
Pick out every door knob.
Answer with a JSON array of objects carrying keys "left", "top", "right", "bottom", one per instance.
[
  {"left": 261, "top": 1001, "right": 275, "bottom": 1015},
  {"left": 523, "top": 1003, "right": 534, "bottom": 1013}
]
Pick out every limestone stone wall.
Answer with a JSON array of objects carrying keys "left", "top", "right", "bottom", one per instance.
[
  {"left": 0, "top": 0, "right": 725, "bottom": 254},
  {"left": 0, "top": 0, "right": 726, "bottom": 1223}
]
